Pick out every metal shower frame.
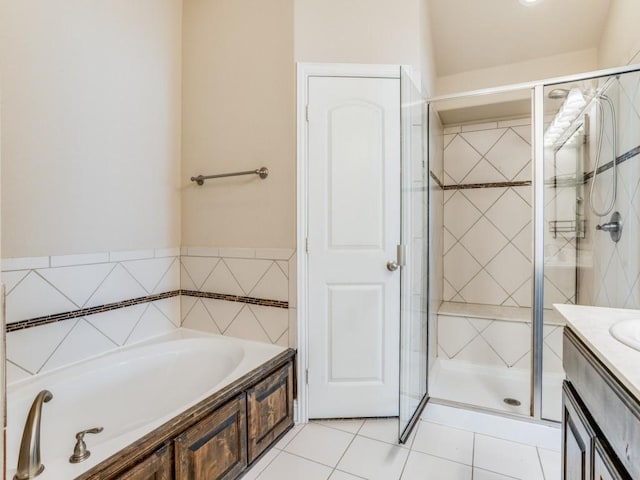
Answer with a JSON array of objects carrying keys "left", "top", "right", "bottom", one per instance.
[{"left": 427, "top": 62, "right": 640, "bottom": 422}]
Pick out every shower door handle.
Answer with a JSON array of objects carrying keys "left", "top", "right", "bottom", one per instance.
[{"left": 386, "top": 245, "right": 406, "bottom": 272}]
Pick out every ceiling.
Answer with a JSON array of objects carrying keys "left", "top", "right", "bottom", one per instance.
[{"left": 428, "top": 0, "right": 612, "bottom": 77}]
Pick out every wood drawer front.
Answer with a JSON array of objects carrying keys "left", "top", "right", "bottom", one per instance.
[
  {"left": 564, "top": 329, "right": 640, "bottom": 478},
  {"left": 175, "top": 395, "right": 247, "bottom": 480},
  {"left": 109, "top": 444, "right": 172, "bottom": 480},
  {"left": 247, "top": 362, "right": 294, "bottom": 462}
]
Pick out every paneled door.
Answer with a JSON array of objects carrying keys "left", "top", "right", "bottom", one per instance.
[{"left": 307, "top": 75, "right": 401, "bottom": 418}]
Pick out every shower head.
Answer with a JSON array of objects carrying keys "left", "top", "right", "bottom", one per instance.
[{"left": 548, "top": 88, "right": 569, "bottom": 99}]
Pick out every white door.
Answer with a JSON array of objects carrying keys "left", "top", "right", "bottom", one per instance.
[{"left": 307, "top": 75, "right": 401, "bottom": 418}]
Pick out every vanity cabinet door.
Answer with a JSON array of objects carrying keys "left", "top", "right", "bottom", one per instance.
[
  {"left": 562, "top": 382, "right": 595, "bottom": 480},
  {"left": 174, "top": 395, "right": 247, "bottom": 480},
  {"left": 247, "top": 362, "right": 294, "bottom": 462},
  {"left": 594, "top": 439, "right": 632, "bottom": 480},
  {"left": 111, "top": 444, "right": 172, "bottom": 480}
]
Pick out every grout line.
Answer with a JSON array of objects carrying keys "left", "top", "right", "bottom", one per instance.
[
  {"left": 35, "top": 318, "right": 81, "bottom": 374},
  {"left": 122, "top": 303, "right": 152, "bottom": 345},
  {"left": 80, "top": 262, "right": 119, "bottom": 308},
  {"left": 536, "top": 447, "right": 546, "bottom": 480}
]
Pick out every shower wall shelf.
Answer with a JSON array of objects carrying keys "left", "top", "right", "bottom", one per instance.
[
  {"left": 549, "top": 219, "right": 585, "bottom": 239},
  {"left": 191, "top": 167, "right": 269, "bottom": 185}
]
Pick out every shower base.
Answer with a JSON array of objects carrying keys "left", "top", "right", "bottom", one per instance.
[{"left": 429, "top": 358, "right": 564, "bottom": 421}]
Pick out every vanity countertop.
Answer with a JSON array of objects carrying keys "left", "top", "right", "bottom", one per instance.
[{"left": 554, "top": 304, "right": 640, "bottom": 403}]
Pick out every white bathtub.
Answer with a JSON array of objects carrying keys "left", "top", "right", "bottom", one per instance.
[{"left": 6, "top": 328, "right": 287, "bottom": 480}]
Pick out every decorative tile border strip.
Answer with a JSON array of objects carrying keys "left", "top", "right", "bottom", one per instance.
[
  {"left": 6, "top": 291, "right": 180, "bottom": 332},
  {"left": 443, "top": 180, "right": 532, "bottom": 191},
  {"left": 430, "top": 171, "right": 444, "bottom": 189},
  {"left": 583, "top": 144, "right": 640, "bottom": 182},
  {"left": 6, "top": 290, "right": 289, "bottom": 332},
  {"left": 181, "top": 290, "right": 288, "bottom": 309}
]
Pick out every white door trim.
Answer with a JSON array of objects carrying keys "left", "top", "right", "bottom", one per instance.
[{"left": 296, "top": 63, "right": 401, "bottom": 424}]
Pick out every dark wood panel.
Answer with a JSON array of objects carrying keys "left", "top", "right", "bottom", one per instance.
[
  {"left": 175, "top": 394, "right": 247, "bottom": 480},
  {"left": 76, "top": 348, "right": 295, "bottom": 480},
  {"left": 594, "top": 439, "right": 632, "bottom": 480},
  {"left": 563, "top": 329, "right": 640, "bottom": 477},
  {"left": 563, "top": 382, "right": 595, "bottom": 480},
  {"left": 247, "top": 363, "right": 294, "bottom": 462},
  {"left": 110, "top": 444, "right": 172, "bottom": 480}
]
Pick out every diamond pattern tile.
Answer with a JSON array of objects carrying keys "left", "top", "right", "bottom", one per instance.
[
  {"left": 42, "top": 320, "right": 116, "bottom": 372},
  {"left": 461, "top": 189, "right": 503, "bottom": 214},
  {"left": 444, "top": 135, "right": 482, "bottom": 183},
  {"left": 444, "top": 192, "right": 481, "bottom": 239},
  {"left": 444, "top": 244, "right": 482, "bottom": 292},
  {"left": 437, "top": 316, "right": 478, "bottom": 358},
  {"left": 486, "top": 245, "right": 531, "bottom": 295},
  {"left": 181, "top": 256, "right": 219, "bottom": 290},
  {"left": 459, "top": 270, "right": 509, "bottom": 305},
  {"left": 250, "top": 263, "right": 289, "bottom": 301},
  {"left": 85, "top": 303, "right": 148, "bottom": 345},
  {"left": 6, "top": 272, "right": 77, "bottom": 323},
  {"left": 37, "top": 263, "right": 114, "bottom": 307},
  {"left": 224, "top": 258, "right": 272, "bottom": 294},
  {"left": 201, "top": 261, "right": 244, "bottom": 296},
  {"left": 481, "top": 321, "right": 530, "bottom": 367},
  {"left": 122, "top": 257, "right": 175, "bottom": 293},
  {"left": 485, "top": 129, "right": 531, "bottom": 181},
  {"left": 485, "top": 189, "right": 531, "bottom": 239},
  {"left": 225, "top": 306, "right": 271, "bottom": 343},
  {"left": 464, "top": 159, "right": 506, "bottom": 184},
  {"left": 460, "top": 218, "right": 508, "bottom": 265},
  {"left": 461, "top": 129, "right": 506, "bottom": 156},
  {"left": 182, "top": 299, "right": 221, "bottom": 334}
]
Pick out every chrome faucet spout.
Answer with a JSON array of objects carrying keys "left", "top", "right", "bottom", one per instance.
[{"left": 14, "top": 390, "right": 53, "bottom": 480}]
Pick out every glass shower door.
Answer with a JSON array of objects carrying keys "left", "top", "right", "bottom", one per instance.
[{"left": 398, "top": 68, "right": 429, "bottom": 442}]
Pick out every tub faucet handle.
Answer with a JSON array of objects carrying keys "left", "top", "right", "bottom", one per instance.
[{"left": 69, "top": 427, "right": 103, "bottom": 464}]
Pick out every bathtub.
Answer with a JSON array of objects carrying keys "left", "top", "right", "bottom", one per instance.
[{"left": 6, "top": 328, "right": 288, "bottom": 480}]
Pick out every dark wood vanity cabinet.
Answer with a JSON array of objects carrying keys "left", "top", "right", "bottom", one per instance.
[
  {"left": 247, "top": 363, "right": 294, "bottom": 462},
  {"left": 175, "top": 395, "right": 248, "bottom": 480},
  {"left": 562, "top": 383, "right": 595, "bottom": 480},
  {"left": 562, "top": 329, "right": 636, "bottom": 480},
  {"left": 80, "top": 349, "right": 295, "bottom": 480},
  {"left": 112, "top": 444, "right": 173, "bottom": 480}
]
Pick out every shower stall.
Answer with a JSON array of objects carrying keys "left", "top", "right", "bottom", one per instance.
[{"left": 399, "top": 63, "right": 640, "bottom": 435}]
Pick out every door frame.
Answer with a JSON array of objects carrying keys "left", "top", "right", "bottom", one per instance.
[{"left": 296, "top": 63, "right": 401, "bottom": 424}]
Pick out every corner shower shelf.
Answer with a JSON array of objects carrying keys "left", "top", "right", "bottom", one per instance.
[{"left": 548, "top": 219, "right": 585, "bottom": 239}]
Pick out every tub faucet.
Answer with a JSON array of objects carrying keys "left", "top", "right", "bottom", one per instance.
[{"left": 14, "top": 390, "right": 53, "bottom": 480}]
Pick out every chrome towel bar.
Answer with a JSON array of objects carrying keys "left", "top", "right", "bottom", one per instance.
[{"left": 190, "top": 167, "right": 269, "bottom": 185}]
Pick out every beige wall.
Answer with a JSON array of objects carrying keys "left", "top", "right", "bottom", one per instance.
[
  {"left": 181, "top": 0, "right": 295, "bottom": 249},
  {"left": 0, "top": 0, "right": 182, "bottom": 258},
  {"left": 295, "top": 0, "right": 422, "bottom": 70},
  {"left": 435, "top": 49, "right": 598, "bottom": 95},
  {"left": 598, "top": 0, "right": 640, "bottom": 68}
]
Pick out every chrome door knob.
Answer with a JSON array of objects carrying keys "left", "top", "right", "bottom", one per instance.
[{"left": 387, "top": 261, "right": 399, "bottom": 271}]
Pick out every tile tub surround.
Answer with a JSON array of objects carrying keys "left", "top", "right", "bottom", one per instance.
[
  {"left": 443, "top": 119, "right": 575, "bottom": 308},
  {"left": 555, "top": 304, "right": 640, "bottom": 401},
  {"left": 180, "top": 247, "right": 296, "bottom": 348},
  {"left": 2, "top": 248, "right": 182, "bottom": 382},
  {"left": 3, "top": 247, "right": 296, "bottom": 383}
]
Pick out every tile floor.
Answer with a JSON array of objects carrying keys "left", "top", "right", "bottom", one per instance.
[{"left": 244, "top": 418, "right": 560, "bottom": 480}]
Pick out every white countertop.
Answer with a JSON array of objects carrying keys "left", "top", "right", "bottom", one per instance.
[{"left": 554, "top": 304, "right": 640, "bottom": 402}]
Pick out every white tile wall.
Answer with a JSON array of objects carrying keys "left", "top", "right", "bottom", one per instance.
[
  {"left": 3, "top": 248, "right": 181, "bottom": 383},
  {"left": 180, "top": 247, "right": 296, "bottom": 347},
  {"left": 437, "top": 313, "right": 564, "bottom": 375},
  {"left": 577, "top": 71, "right": 640, "bottom": 309},
  {"left": 443, "top": 121, "right": 576, "bottom": 308}
]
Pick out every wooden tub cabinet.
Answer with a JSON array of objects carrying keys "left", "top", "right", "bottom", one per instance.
[{"left": 77, "top": 348, "right": 295, "bottom": 480}]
